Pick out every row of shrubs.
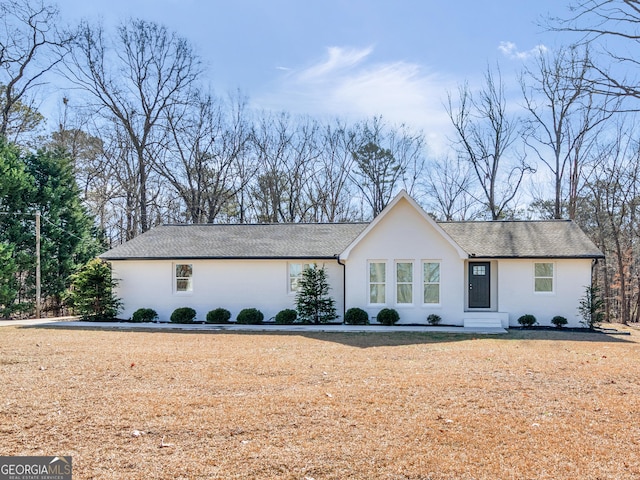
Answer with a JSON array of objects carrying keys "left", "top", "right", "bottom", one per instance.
[
  {"left": 131, "top": 307, "right": 267, "bottom": 324},
  {"left": 131, "top": 306, "right": 429, "bottom": 325},
  {"left": 517, "top": 314, "right": 568, "bottom": 328}
]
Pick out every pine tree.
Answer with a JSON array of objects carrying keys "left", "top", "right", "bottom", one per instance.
[
  {"left": 295, "top": 264, "right": 338, "bottom": 324},
  {"left": 68, "top": 259, "right": 121, "bottom": 321}
]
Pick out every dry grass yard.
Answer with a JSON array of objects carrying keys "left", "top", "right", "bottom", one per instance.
[{"left": 1, "top": 326, "right": 639, "bottom": 479}]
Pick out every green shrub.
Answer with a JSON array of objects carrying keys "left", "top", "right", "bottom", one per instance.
[
  {"left": 275, "top": 308, "right": 297, "bottom": 324},
  {"left": 551, "top": 315, "right": 568, "bottom": 328},
  {"left": 206, "top": 308, "right": 231, "bottom": 324},
  {"left": 131, "top": 308, "right": 158, "bottom": 323},
  {"left": 377, "top": 308, "right": 399, "bottom": 326},
  {"left": 427, "top": 313, "right": 442, "bottom": 325},
  {"left": 578, "top": 286, "right": 605, "bottom": 329},
  {"left": 344, "top": 307, "right": 369, "bottom": 325},
  {"left": 68, "top": 259, "right": 122, "bottom": 321},
  {"left": 236, "top": 308, "right": 264, "bottom": 324},
  {"left": 517, "top": 314, "right": 537, "bottom": 328},
  {"left": 170, "top": 307, "right": 197, "bottom": 324}
]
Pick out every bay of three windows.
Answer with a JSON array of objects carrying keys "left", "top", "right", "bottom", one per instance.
[{"left": 369, "top": 261, "right": 440, "bottom": 306}]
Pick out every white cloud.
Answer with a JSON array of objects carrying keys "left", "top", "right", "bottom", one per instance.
[
  {"left": 498, "top": 41, "right": 548, "bottom": 60},
  {"left": 254, "top": 46, "right": 455, "bottom": 154},
  {"left": 297, "top": 46, "right": 374, "bottom": 82}
]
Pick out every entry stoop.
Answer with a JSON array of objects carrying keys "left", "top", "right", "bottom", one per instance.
[{"left": 464, "top": 312, "right": 509, "bottom": 329}]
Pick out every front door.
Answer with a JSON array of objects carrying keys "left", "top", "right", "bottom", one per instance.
[{"left": 469, "top": 262, "right": 490, "bottom": 308}]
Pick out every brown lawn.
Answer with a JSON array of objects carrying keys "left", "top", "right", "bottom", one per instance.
[{"left": 1, "top": 325, "right": 639, "bottom": 480}]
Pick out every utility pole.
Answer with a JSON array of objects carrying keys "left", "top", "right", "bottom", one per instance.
[{"left": 35, "top": 210, "right": 41, "bottom": 319}]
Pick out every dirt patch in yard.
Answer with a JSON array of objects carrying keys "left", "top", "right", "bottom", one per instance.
[{"left": 1, "top": 326, "right": 639, "bottom": 479}]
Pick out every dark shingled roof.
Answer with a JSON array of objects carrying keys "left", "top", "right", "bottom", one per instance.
[
  {"left": 100, "top": 219, "right": 603, "bottom": 260},
  {"left": 439, "top": 220, "right": 603, "bottom": 258},
  {"left": 100, "top": 223, "right": 369, "bottom": 260}
]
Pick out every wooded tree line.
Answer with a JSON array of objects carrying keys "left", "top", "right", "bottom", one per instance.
[{"left": 1, "top": 0, "right": 640, "bottom": 322}]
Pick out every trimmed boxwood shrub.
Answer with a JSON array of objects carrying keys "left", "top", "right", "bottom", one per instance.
[
  {"left": 344, "top": 307, "right": 369, "bottom": 325},
  {"left": 131, "top": 308, "right": 158, "bottom": 323},
  {"left": 427, "top": 313, "right": 442, "bottom": 325},
  {"left": 551, "top": 315, "right": 568, "bottom": 328},
  {"left": 236, "top": 308, "right": 264, "bottom": 324},
  {"left": 377, "top": 308, "right": 400, "bottom": 326},
  {"left": 170, "top": 307, "right": 197, "bottom": 324},
  {"left": 206, "top": 308, "right": 231, "bottom": 324},
  {"left": 275, "top": 308, "right": 297, "bottom": 324},
  {"left": 517, "top": 314, "right": 537, "bottom": 328}
]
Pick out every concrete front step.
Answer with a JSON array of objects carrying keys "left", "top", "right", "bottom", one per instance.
[{"left": 464, "top": 315, "right": 504, "bottom": 328}]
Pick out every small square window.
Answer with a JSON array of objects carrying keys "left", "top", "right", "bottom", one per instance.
[{"left": 472, "top": 265, "right": 486, "bottom": 276}]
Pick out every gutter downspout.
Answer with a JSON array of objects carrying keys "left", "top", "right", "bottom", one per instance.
[{"left": 335, "top": 254, "right": 346, "bottom": 323}]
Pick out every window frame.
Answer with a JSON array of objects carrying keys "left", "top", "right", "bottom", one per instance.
[
  {"left": 288, "top": 262, "right": 311, "bottom": 295},
  {"left": 422, "top": 261, "right": 441, "bottom": 305},
  {"left": 174, "top": 263, "right": 193, "bottom": 294},
  {"left": 368, "top": 260, "right": 387, "bottom": 305},
  {"left": 395, "top": 261, "right": 414, "bottom": 305},
  {"left": 533, "top": 262, "right": 555, "bottom": 294}
]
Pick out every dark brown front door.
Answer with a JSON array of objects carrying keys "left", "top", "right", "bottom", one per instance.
[{"left": 469, "top": 262, "right": 490, "bottom": 308}]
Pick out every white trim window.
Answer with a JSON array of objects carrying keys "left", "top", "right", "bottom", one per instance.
[
  {"left": 423, "top": 261, "right": 441, "bottom": 304},
  {"left": 396, "top": 261, "right": 413, "bottom": 304},
  {"left": 289, "top": 262, "right": 311, "bottom": 294},
  {"left": 534, "top": 262, "right": 554, "bottom": 293},
  {"left": 369, "top": 261, "right": 386, "bottom": 304},
  {"left": 175, "top": 264, "right": 193, "bottom": 293}
]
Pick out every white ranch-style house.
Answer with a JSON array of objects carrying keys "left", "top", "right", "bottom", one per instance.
[{"left": 100, "top": 191, "right": 604, "bottom": 328}]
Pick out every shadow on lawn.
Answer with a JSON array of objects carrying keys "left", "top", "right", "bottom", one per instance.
[{"left": 26, "top": 323, "right": 636, "bottom": 348}]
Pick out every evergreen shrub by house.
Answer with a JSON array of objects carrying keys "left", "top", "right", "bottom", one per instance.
[
  {"left": 517, "top": 314, "right": 537, "bottom": 328},
  {"left": 344, "top": 307, "right": 369, "bottom": 325},
  {"left": 236, "top": 308, "right": 264, "bottom": 324},
  {"left": 170, "top": 307, "right": 197, "bottom": 324},
  {"left": 377, "top": 308, "right": 400, "bottom": 326},
  {"left": 206, "top": 308, "right": 231, "bottom": 324},
  {"left": 131, "top": 308, "right": 158, "bottom": 323},
  {"left": 551, "top": 315, "right": 568, "bottom": 328},
  {"left": 275, "top": 308, "right": 297, "bottom": 324},
  {"left": 427, "top": 313, "right": 442, "bottom": 325}
]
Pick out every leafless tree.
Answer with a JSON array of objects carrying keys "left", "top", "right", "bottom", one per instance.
[
  {"left": 0, "top": 0, "right": 71, "bottom": 141},
  {"left": 350, "top": 116, "right": 427, "bottom": 218},
  {"left": 583, "top": 121, "right": 640, "bottom": 323},
  {"left": 308, "top": 120, "right": 358, "bottom": 222},
  {"left": 63, "top": 18, "right": 201, "bottom": 235},
  {"left": 447, "top": 66, "right": 533, "bottom": 220},
  {"left": 554, "top": 0, "right": 640, "bottom": 106},
  {"left": 155, "top": 91, "right": 254, "bottom": 223},
  {"left": 424, "top": 155, "right": 478, "bottom": 221},
  {"left": 521, "top": 45, "right": 617, "bottom": 219},
  {"left": 250, "top": 112, "right": 319, "bottom": 223}
]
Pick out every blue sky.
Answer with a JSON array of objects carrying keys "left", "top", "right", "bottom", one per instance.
[{"left": 54, "top": 0, "right": 575, "bottom": 153}]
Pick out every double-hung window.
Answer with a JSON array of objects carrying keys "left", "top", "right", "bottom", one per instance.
[
  {"left": 369, "top": 262, "right": 386, "bottom": 304},
  {"left": 289, "top": 263, "right": 311, "bottom": 293},
  {"left": 534, "top": 262, "right": 554, "bottom": 293},
  {"left": 423, "top": 262, "right": 441, "bottom": 304},
  {"left": 396, "top": 262, "right": 413, "bottom": 304},
  {"left": 175, "top": 264, "right": 193, "bottom": 293}
]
